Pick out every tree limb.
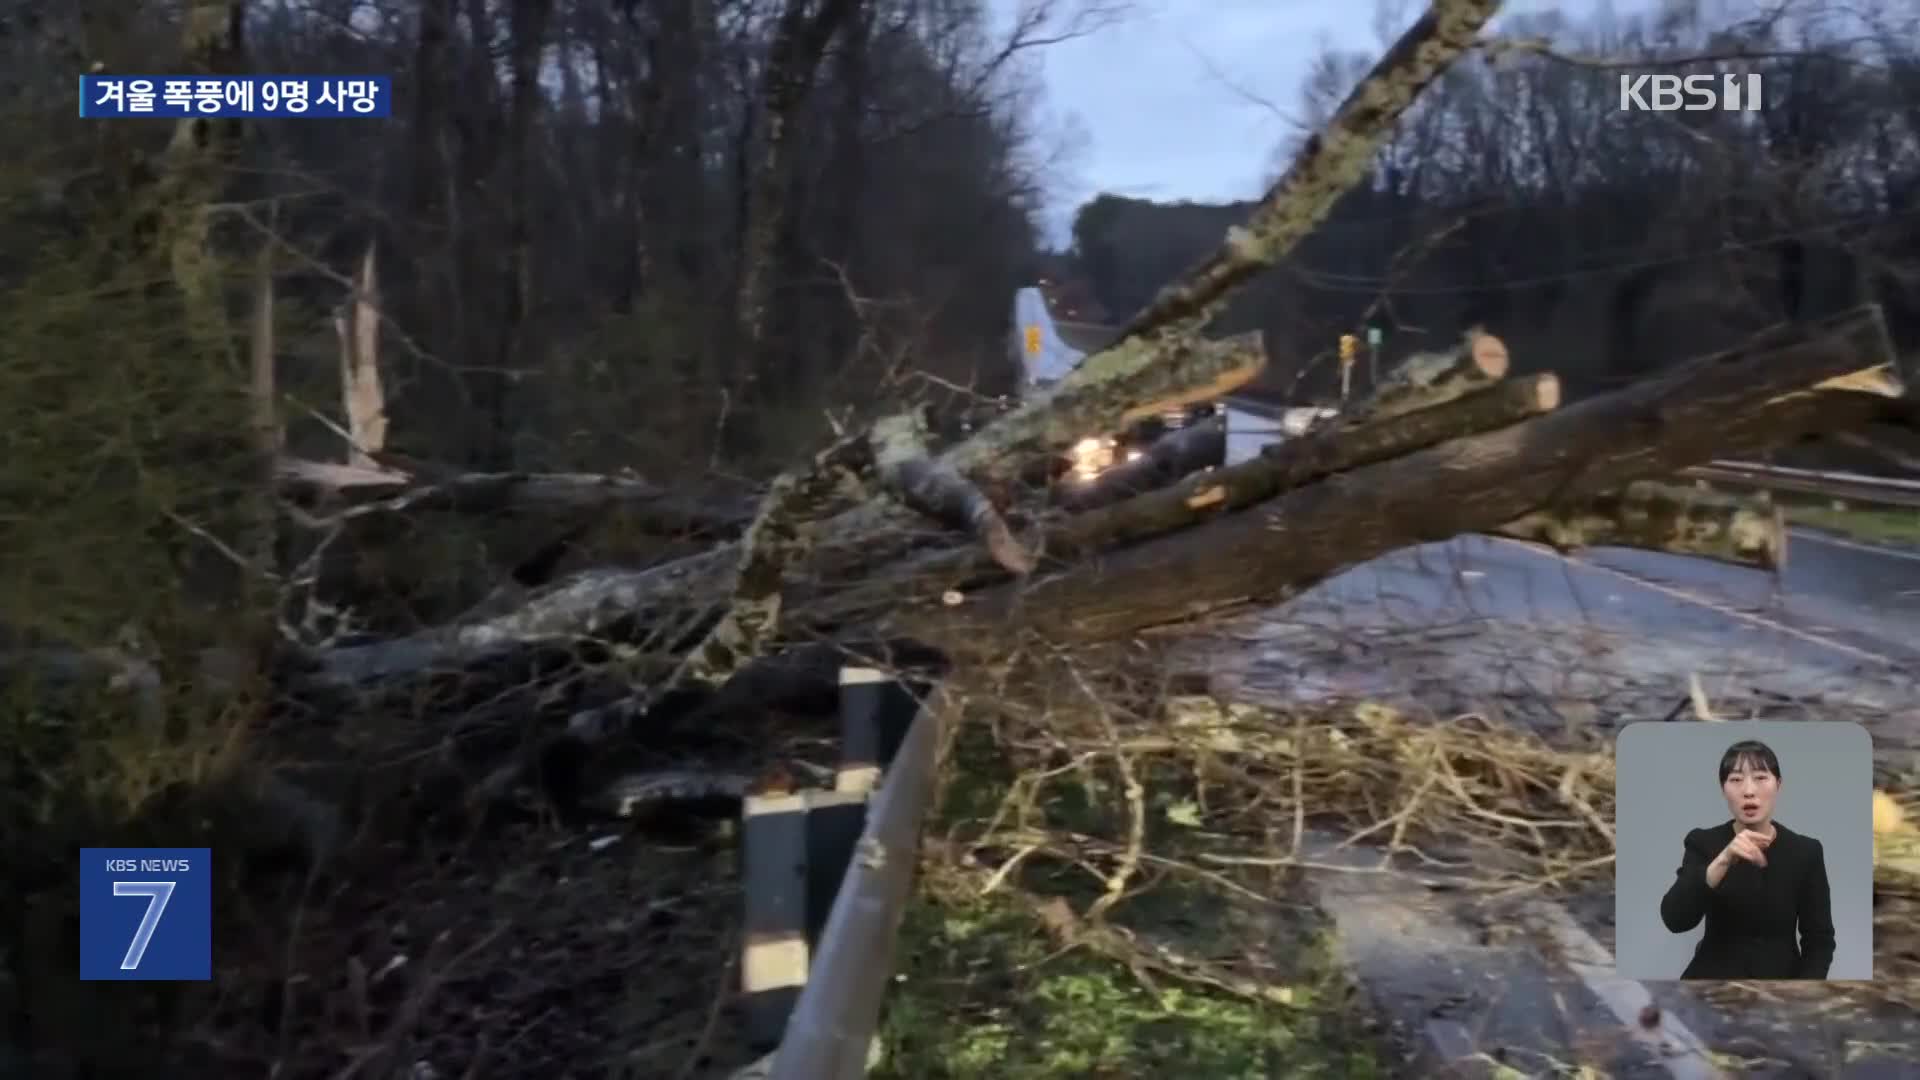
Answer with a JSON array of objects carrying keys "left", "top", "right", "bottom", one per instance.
[
  {"left": 945, "top": 330, "right": 1268, "bottom": 485},
  {"left": 1117, "top": 0, "right": 1505, "bottom": 339},
  {"left": 1494, "top": 483, "right": 1787, "bottom": 570},
  {"left": 672, "top": 431, "right": 875, "bottom": 690},
  {"left": 896, "top": 305, "right": 1899, "bottom": 657},
  {"left": 872, "top": 412, "right": 1033, "bottom": 575},
  {"left": 802, "top": 374, "right": 1563, "bottom": 628},
  {"left": 276, "top": 457, "right": 754, "bottom": 538},
  {"left": 1341, "top": 328, "right": 1509, "bottom": 425}
]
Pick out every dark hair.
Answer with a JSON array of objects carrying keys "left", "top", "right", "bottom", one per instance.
[{"left": 1718, "top": 740, "right": 1781, "bottom": 784}]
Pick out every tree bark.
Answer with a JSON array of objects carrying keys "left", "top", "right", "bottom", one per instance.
[
  {"left": 334, "top": 244, "right": 387, "bottom": 468},
  {"left": 734, "top": 0, "right": 864, "bottom": 376},
  {"left": 274, "top": 458, "right": 753, "bottom": 537},
  {"left": 1495, "top": 484, "right": 1786, "bottom": 570},
  {"left": 1341, "top": 329, "right": 1509, "bottom": 425}
]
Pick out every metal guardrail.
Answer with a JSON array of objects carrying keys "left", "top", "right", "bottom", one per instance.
[
  {"left": 1681, "top": 460, "right": 1920, "bottom": 510},
  {"left": 1226, "top": 394, "right": 1920, "bottom": 511},
  {"left": 736, "top": 666, "right": 948, "bottom": 1080}
]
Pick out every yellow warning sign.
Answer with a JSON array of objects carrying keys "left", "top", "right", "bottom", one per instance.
[{"left": 1024, "top": 325, "right": 1042, "bottom": 355}]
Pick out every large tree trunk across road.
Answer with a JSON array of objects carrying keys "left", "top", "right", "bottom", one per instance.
[{"left": 895, "top": 308, "right": 1898, "bottom": 658}]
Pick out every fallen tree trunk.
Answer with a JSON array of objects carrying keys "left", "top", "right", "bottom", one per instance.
[
  {"left": 798, "top": 373, "right": 1563, "bottom": 628},
  {"left": 277, "top": 457, "right": 755, "bottom": 538},
  {"left": 306, "top": 333, "right": 1267, "bottom": 685},
  {"left": 1494, "top": 484, "right": 1786, "bottom": 571},
  {"left": 892, "top": 305, "right": 1900, "bottom": 657}
]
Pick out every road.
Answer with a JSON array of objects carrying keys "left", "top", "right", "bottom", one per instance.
[
  {"left": 1221, "top": 405, "right": 1920, "bottom": 674},
  {"left": 1203, "top": 409, "right": 1920, "bottom": 1078}
]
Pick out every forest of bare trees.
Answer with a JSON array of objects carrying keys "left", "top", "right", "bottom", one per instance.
[
  {"left": 2, "top": 0, "right": 1917, "bottom": 1076},
  {"left": 1065, "top": 1, "right": 1920, "bottom": 414}
]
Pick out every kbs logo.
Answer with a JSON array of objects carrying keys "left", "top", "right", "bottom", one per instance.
[{"left": 1618, "top": 73, "right": 1762, "bottom": 112}]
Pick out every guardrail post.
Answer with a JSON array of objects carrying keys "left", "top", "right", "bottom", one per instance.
[
  {"left": 740, "top": 793, "right": 812, "bottom": 1048},
  {"left": 836, "top": 666, "right": 921, "bottom": 793},
  {"left": 739, "top": 665, "right": 930, "bottom": 1052},
  {"left": 802, "top": 792, "right": 870, "bottom": 946},
  {"left": 770, "top": 678, "right": 947, "bottom": 1080}
]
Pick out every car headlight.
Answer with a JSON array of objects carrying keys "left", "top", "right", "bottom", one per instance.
[{"left": 1069, "top": 436, "right": 1116, "bottom": 479}]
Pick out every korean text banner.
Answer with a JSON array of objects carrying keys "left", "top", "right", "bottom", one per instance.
[{"left": 80, "top": 75, "right": 391, "bottom": 118}]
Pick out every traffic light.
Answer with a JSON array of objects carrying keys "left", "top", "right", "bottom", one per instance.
[{"left": 1338, "top": 333, "right": 1358, "bottom": 364}]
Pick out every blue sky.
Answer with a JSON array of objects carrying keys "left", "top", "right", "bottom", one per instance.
[{"left": 1010, "top": 0, "right": 1625, "bottom": 245}]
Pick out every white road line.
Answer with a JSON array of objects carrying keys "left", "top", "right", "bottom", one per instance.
[
  {"left": 1487, "top": 537, "right": 1904, "bottom": 668},
  {"left": 1524, "top": 902, "right": 1726, "bottom": 1080},
  {"left": 1789, "top": 527, "right": 1920, "bottom": 564}
]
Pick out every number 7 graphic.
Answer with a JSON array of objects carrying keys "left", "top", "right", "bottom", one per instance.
[{"left": 112, "top": 881, "right": 176, "bottom": 970}]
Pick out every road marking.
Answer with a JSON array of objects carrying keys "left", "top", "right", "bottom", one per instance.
[
  {"left": 1523, "top": 902, "right": 1726, "bottom": 1080},
  {"left": 1487, "top": 537, "right": 1904, "bottom": 669},
  {"left": 1789, "top": 527, "right": 1920, "bottom": 564}
]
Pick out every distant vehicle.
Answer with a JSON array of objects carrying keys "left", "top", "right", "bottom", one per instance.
[
  {"left": 1280, "top": 406, "right": 1338, "bottom": 437},
  {"left": 1009, "top": 287, "right": 1225, "bottom": 496}
]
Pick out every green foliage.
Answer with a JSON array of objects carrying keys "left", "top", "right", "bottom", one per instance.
[
  {"left": 0, "top": 232, "right": 259, "bottom": 647},
  {"left": 1782, "top": 504, "right": 1920, "bottom": 548},
  {"left": 0, "top": 186, "right": 272, "bottom": 1072},
  {"left": 880, "top": 711, "right": 1384, "bottom": 1079},
  {"left": 876, "top": 889, "right": 1381, "bottom": 1080}
]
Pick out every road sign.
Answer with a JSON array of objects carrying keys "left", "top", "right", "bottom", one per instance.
[
  {"left": 80, "top": 847, "right": 212, "bottom": 980},
  {"left": 1366, "top": 326, "right": 1382, "bottom": 346},
  {"left": 1023, "top": 325, "right": 1041, "bottom": 355},
  {"left": 1339, "top": 334, "right": 1357, "bottom": 365}
]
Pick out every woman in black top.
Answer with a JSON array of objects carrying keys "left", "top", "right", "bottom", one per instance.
[{"left": 1659, "top": 739, "right": 1835, "bottom": 979}]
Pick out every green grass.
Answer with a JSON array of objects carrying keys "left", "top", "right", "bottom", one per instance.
[
  {"left": 1783, "top": 503, "right": 1920, "bottom": 548},
  {"left": 872, "top": 715, "right": 1386, "bottom": 1080},
  {"left": 874, "top": 889, "right": 1383, "bottom": 1080}
]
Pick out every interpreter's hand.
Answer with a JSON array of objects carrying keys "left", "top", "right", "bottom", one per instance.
[{"left": 1722, "top": 828, "right": 1772, "bottom": 869}]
